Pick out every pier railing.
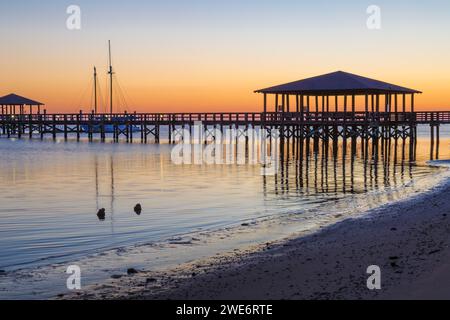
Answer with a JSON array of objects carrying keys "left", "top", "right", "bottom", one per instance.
[
  {"left": 1, "top": 111, "right": 448, "bottom": 143},
  {"left": 1, "top": 111, "right": 450, "bottom": 124}
]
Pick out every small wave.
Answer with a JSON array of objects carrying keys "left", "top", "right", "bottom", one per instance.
[{"left": 427, "top": 160, "right": 450, "bottom": 168}]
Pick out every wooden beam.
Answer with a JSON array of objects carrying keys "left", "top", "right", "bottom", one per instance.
[
  {"left": 300, "top": 95, "right": 304, "bottom": 114},
  {"left": 403, "top": 94, "right": 406, "bottom": 114},
  {"left": 376, "top": 95, "right": 380, "bottom": 114},
  {"left": 352, "top": 95, "right": 355, "bottom": 120},
  {"left": 263, "top": 93, "right": 267, "bottom": 114},
  {"left": 394, "top": 94, "right": 398, "bottom": 121},
  {"left": 385, "top": 94, "right": 389, "bottom": 113},
  {"left": 275, "top": 94, "right": 279, "bottom": 114},
  {"left": 307, "top": 96, "right": 310, "bottom": 114},
  {"left": 371, "top": 95, "right": 374, "bottom": 113},
  {"left": 286, "top": 94, "right": 290, "bottom": 113},
  {"left": 394, "top": 94, "right": 398, "bottom": 113},
  {"left": 365, "top": 95, "right": 368, "bottom": 118},
  {"left": 344, "top": 95, "right": 347, "bottom": 113}
]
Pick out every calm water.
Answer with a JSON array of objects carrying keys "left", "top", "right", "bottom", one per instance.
[{"left": 0, "top": 125, "right": 449, "bottom": 298}]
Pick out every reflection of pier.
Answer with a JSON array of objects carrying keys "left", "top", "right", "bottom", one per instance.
[{"left": 271, "top": 135, "right": 417, "bottom": 195}]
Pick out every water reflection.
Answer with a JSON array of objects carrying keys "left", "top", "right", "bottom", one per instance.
[
  {"left": 0, "top": 134, "right": 445, "bottom": 272},
  {"left": 269, "top": 136, "right": 422, "bottom": 196},
  {"left": 94, "top": 155, "right": 116, "bottom": 227}
]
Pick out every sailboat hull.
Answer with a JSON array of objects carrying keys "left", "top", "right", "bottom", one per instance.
[
  {"left": 80, "top": 124, "right": 141, "bottom": 134},
  {"left": 80, "top": 116, "right": 141, "bottom": 133}
]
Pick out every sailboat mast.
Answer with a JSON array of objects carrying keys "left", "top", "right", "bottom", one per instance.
[
  {"left": 94, "top": 66, "right": 98, "bottom": 114},
  {"left": 108, "top": 40, "right": 114, "bottom": 115}
]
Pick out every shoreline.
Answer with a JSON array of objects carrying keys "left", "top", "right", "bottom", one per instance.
[{"left": 62, "top": 167, "right": 450, "bottom": 300}]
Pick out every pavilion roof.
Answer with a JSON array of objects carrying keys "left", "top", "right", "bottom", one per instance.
[
  {"left": 255, "top": 71, "right": 421, "bottom": 95},
  {"left": 0, "top": 93, "right": 44, "bottom": 106}
]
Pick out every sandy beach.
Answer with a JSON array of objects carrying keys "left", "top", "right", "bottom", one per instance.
[{"left": 60, "top": 173, "right": 450, "bottom": 300}]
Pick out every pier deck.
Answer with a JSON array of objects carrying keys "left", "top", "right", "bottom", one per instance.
[{"left": 0, "top": 111, "right": 449, "bottom": 143}]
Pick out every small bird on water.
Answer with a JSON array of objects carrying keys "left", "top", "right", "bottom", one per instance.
[
  {"left": 97, "top": 208, "right": 106, "bottom": 220},
  {"left": 134, "top": 204, "right": 142, "bottom": 215}
]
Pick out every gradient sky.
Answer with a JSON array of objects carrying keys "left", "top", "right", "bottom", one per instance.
[{"left": 1, "top": 0, "right": 450, "bottom": 112}]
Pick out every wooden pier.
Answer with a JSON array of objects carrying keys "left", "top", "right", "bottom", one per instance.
[
  {"left": 0, "top": 72, "right": 448, "bottom": 153},
  {"left": 0, "top": 111, "right": 448, "bottom": 144}
]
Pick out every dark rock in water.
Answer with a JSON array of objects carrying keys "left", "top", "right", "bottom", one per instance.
[
  {"left": 134, "top": 204, "right": 142, "bottom": 215},
  {"left": 97, "top": 208, "right": 106, "bottom": 221},
  {"left": 146, "top": 278, "right": 157, "bottom": 283},
  {"left": 241, "top": 223, "right": 250, "bottom": 227},
  {"left": 111, "top": 274, "right": 122, "bottom": 279},
  {"left": 127, "top": 268, "right": 139, "bottom": 275},
  {"left": 389, "top": 256, "right": 399, "bottom": 261}
]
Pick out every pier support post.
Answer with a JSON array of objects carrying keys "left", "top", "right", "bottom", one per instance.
[
  {"left": 64, "top": 114, "right": 68, "bottom": 140},
  {"left": 430, "top": 124, "right": 435, "bottom": 160},
  {"left": 52, "top": 114, "right": 57, "bottom": 140},
  {"left": 77, "top": 111, "right": 81, "bottom": 141},
  {"left": 29, "top": 114, "right": 33, "bottom": 138},
  {"left": 41, "top": 110, "right": 46, "bottom": 140},
  {"left": 436, "top": 124, "right": 440, "bottom": 159}
]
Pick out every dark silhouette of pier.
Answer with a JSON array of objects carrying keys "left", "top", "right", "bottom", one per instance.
[
  {"left": 0, "top": 110, "right": 447, "bottom": 141},
  {"left": 0, "top": 72, "right": 447, "bottom": 158}
]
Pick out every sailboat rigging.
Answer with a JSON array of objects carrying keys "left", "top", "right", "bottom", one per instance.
[
  {"left": 81, "top": 41, "right": 139, "bottom": 134},
  {"left": 94, "top": 66, "right": 98, "bottom": 114},
  {"left": 108, "top": 40, "right": 114, "bottom": 115}
]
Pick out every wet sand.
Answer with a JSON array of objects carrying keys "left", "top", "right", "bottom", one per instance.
[{"left": 62, "top": 180, "right": 450, "bottom": 300}]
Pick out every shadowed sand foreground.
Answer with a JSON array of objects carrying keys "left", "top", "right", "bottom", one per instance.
[{"left": 62, "top": 180, "right": 450, "bottom": 300}]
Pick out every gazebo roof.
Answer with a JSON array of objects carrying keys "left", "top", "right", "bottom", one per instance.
[
  {"left": 255, "top": 71, "right": 422, "bottom": 95},
  {"left": 0, "top": 93, "right": 44, "bottom": 106}
]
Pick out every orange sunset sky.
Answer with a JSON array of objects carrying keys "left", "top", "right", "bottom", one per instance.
[{"left": 1, "top": 0, "right": 450, "bottom": 113}]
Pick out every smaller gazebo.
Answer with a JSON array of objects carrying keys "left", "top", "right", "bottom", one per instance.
[
  {"left": 0, "top": 93, "right": 44, "bottom": 115},
  {"left": 255, "top": 71, "right": 422, "bottom": 116}
]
